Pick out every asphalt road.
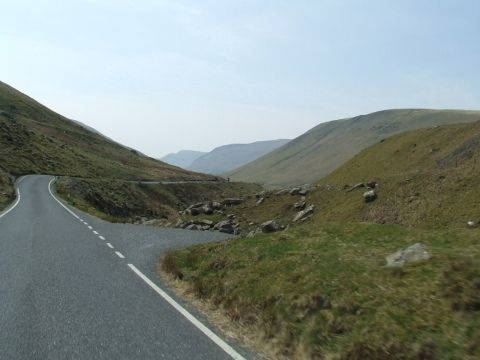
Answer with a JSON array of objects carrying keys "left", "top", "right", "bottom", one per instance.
[{"left": 0, "top": 175, "right": 253, "bottom": 360}]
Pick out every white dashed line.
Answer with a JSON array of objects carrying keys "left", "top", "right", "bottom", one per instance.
[
  {"left": 99, "top": 236, "right": 106, "bottom": 240},
  {"left": 88, "top": 226, "right": 93, "bottom": 230},
  {"left": 93, "top": 230, "right": 99, "bottom": 235},
  {"left": 127, "top": 264, "right": 246, "bottom": 360},
  {"left": 106, "top": 242, "right": 114, "bottom": 249},
  {"left": 115, "top": 251, "right": 125, "bottom": 259}
]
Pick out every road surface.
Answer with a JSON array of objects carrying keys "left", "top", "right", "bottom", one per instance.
[{"left": 0, "top": 175, "right": 253, "bottom": 359}]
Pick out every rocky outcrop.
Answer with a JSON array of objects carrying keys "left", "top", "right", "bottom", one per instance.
[
  {"left": 222, "top": 198, "right": 243, "bottom": 206},
  {"left": 260, "top": 220, "right": 282, "bottom": 233},
  {"left": 214, "top": 219, "right": 237, "bottom": 234},
  {"left": 293, "top": 201, "right": 306, "bottom": 210},
  {"left": 385, "top": 243, "right": 431, "bottom": 267},
  {"left": 293, "top": 204, "right": 315, "bottom": 222}
]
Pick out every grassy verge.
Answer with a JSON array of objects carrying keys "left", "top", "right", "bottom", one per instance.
[
  {"left": 55, "top": 176, "right": 262, "bottom": 223},
  {"left": 0, "top": 170, "right": 14, "bottom": 211},
  {"left": 161, "top": 222, "right": 480, "bottom": 359}
]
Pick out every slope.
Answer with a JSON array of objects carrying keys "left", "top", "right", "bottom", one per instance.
[
  {"left": 188, "top": 139, "right": 291, "bottom": 175},
  {"left": 161, "top": 150, "right": 207, "bottom": 169},
  {"left": 162, "top": 121, "right": 480, "bottom": 359},
  {"left": 228, "top": 109, "right": 480, "bottom": 188},
  {"left": 0, "top": 81, "right": 211, "bottom": 181}
]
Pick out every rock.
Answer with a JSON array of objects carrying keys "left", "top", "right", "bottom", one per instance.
[
  {"left": 255, "top": 192, "right": 266, "bottom": 199},
  {"left": 193, "top": 219, "right": 214, "bottom": 227},
  {"left": 385, "top": 243, "right": 431, "bottom": 267},
  {"left": 256, "top": 197, "right": 265, "bottom": 205},
  {"left": 346, "top": 182, "right": 366, "bottom": 192},
  {"left": 214, "top": 210, "right": 224, "bottom": 215},
  {"left": 260, "top": 220, "right": 281, "bottom": 233},
  {"left": 365, "top": 181, "right": 377, "bottom": 189},
  {"left": 293, "top": 201, "right": 306, "bottom": 210},
  {"left": 211, "top": 201, "right": 223, "bottom": 210},
  {"left": 214, "top": 220, "right": 235, "bottom": 234},
  {"left": 298, "top": 189, "right": 308, "bottom": 196},
  {"left": 467, "top": 221, "right": 478, "bottom": 228},
  {"left": 293, "top": 204, "right": 315, "bottom": 222},
  {"left": 185, "top": 224, "right": 201, "bottom": 231},
  {"left": 201, "top": 204, "right": 213, "bottom": 215},
  {"left": 275, "top": 189, "right": 289, "bottom": 196},
  {"left": 289, "top": 187, "right": 301, "bottom": 195},
  {"left": 175, "top": 219, "right": 184, "bottom": 228},
  {"left": 227, "top": 214, "right": 235, "bottom": 219},
  {"left": 222, "top": 198, "right": 243, "bottom": 206},
  {"left": 363, "top": 190, "right": 377, "bottom": 203}
]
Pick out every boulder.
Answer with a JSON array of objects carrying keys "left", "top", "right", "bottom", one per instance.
[
  {"left": 363, "top": 190, "right": 377, "bottom": 203},
  {"left": 298, "top": 189, "right": 308, "bottom": 196},
  {"left": 385, "top": 243, "right": 431, "bottom": 267},
  {"left": 293, "top": 201, "right": 306, "bottom": 210},
  {"left": 222, "top": 198, "right": 243, "bottom": 206},
  {"left": 256, "top": 197, "right": 265, "bottom": 205},
  {"left": 365, "top": 181, "right": 377, "bottom": 189},
  {"left": 185, "top": 224, "right": 201, "bottom": 231},
  {"left": 275, "top": 189, "right": 289, "bottom": 196},
  {"left": 193, "top": 219, "right": 214, "bottom": 227},
  {"left": 212, "top": 201, "right": 223, "bottom": 210},
  {"left": 293, "top": 205, "right": 315, "bottom": 222},
  {"left": 201, "top": 204, "right": 213, "bottom": 215},
  {"left": 260, "top": 220, "right": 282, "bottom": 233},
  {"left": 467, "top": 221, "right": 478, "bottom": 228},
  {"left": 214, "top": 220, "right": 235, "bottom": 234},
  {"left": 289, "top": 187, "right": 302, "bottom": 195}
]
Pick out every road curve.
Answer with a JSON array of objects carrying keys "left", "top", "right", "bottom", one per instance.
[{"left": 0, "top": 175, "right": 252, "bottom": 360}]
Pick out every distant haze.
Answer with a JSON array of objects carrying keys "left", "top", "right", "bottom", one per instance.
[{"left": 2, "top": 1, "right": 480, "bottom": 157}]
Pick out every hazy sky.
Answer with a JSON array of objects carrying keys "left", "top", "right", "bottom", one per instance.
[{"left": 2, "top": 1, "right": 480, "bottom": 157}]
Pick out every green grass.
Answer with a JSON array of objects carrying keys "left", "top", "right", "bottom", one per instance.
[
  {"left": 162, "top": 222, "right": 480, "bottom": 359},
  {"left": 229, "top": 109, "right": 480, "bottom": 188}
]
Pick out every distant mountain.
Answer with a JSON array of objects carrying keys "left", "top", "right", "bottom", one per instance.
[
  {"left": 227, "top": 109, "right": 480, "bottom": 188},
  {"left": 188, "top": 139, "right": 291, "bottom": 175},
  {"left": 160, "top": 150, "right": 207, "bottom": 169}
]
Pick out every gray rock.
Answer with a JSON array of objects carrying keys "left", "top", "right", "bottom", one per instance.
[
  {"left": 363, "top": 190, "right": 377, "bottom": 203},
  {"left": 275, "top": 189, "right": 289, "bottom": 196},
  {"left": 256, "top": 197, "right": 265, "bottom": 205},
  {"left": 193, "top": 219, "right": 214, "bottom": 227},
  {"left": 289, "top": 187, "right": 301, "bottom": 195},
  {"left": 212, "top": 201, "right": 223, "bottom": 210},
  {"left": 298, "top": 189, "right": 308, "bottom": 196},
  {"left": 201, "top": 204, "right": 213, "bottom": 215},
  {"left": 293, "top": 201, "right": 306, "bottom": 210},
  {"left": 260, "top": 220, "right": 281, "bottom": 233},
  {"left": 255, "top": 192, "right": 266, "bottom": 199},
  {"left": 467, "top": 221, "right": 478, "bottom": 228},
  {"left": 385, "top": 243, "right": 431, "bottom": 267},
  {"left": 222, "top": 198, "right": 243, "bottom": 206},
  {"left": 293, "top": 204, "right": 315, "bottom": 222},
  {"left": 185, "top": 224, "right": 201, "bottom": 231},
  {"left": 214, "top": 220, "right": 235, "bottom": 234}
]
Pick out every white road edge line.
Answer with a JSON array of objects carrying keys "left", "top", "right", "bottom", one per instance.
[
  {"left": 48, "top": 178, "right": 80, "bottom": 220},
  {"left": 88, "top": 226, "right": 93, "bottom": 230},
  {"left": 0, "top": 176, "right": 25, "bottom": 219},
  {"left": 127, "top": 263, "right": 246, "bottom": 360},
  {"left": 106, "top": 242, "right": 114, "bottom": 249},
  {"left": 93, "top": 231, "right": 99, "bottom": 235},
  {"left": 115, "top": 251, "right": 125, "bottom": 259},
  {"left": 99, "top": 236, "right": 106, "bottom": 240}
]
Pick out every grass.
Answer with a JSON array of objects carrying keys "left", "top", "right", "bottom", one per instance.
[
  {"left": 55, "top": 176, "right": 261, "bottom": 223},
  {"left": 228, "top": 109, "right": 480, "bottom": 188},
  {"left": 0, "top": 169, "right": 14, "bottom": 211},
  {"left": 162, "top": 122, "right": 480, "bottom": 358},
  {"left": 162, "top": 222, "right": 480, "bottom": 359}
]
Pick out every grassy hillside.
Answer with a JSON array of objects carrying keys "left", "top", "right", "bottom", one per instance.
[
  {"left": 55, "top": 177, "right": 261, "bottom": 223},
  {"left": 188, "top": 139, "right": 290, "bottom": 175},
  {"left": 0, "top": 170, "right": 14, "bottom": 211},
  {"left": 0, "top": 81, "right": 211, "bottom": 181},
  {"left": 161, "top": 150, "right": 207, "bottom": 169},
  {"left": 228, "top": 109, "right": 480, "bottom": 188},
  {"left": 162, "top": 121, "right": 480, "bottom": 359}
]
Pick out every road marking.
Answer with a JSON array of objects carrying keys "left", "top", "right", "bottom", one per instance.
[
  {"left": 115, "top": 251, "right": 125, "bottom": 259},
  {"left": 127, "top": 264, "right": 246, "bottom": 360},
  {"left": 106, "top": 242, "right": 114, "bottom": 249},
  {"left": 93, "top": 230, "right": 99, "bottom": 235},
  {"left": 48, "top": 178, "right": 80, "bottom": 220},
  {"left": 99, "top": 236, "right": 106, "bottom": 240},
  {"left": 0, "top": 176, "right": 25, "bottom": 220}
]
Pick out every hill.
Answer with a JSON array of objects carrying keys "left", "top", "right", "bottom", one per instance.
[
  {"left": 160, "top": 150, "right": 206, "bottom": 169},
  {"left": 162, "top": 121, "right": 480, "bottom": 359},
  {"left": 0, "top": 81, "right": 211, "bottom": 181},
  {"left": 228, "top": 109, "right": 480, "bottom": 188},
  {"left": 188, "top": 139, "right": 290, "bottom": 175}
]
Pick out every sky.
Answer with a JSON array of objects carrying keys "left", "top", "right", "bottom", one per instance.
[{"left": 2, "top": 0, "right": 480, "bottom": 157}]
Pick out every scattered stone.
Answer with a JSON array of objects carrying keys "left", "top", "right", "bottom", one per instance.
[
  {"left": 293, "top": 204, "right": 315, "bottom": 222},
  {"left": 298, "top": 189, "right": 308, "bottom": 196},
  {"left": 222, "top": 198, "right": 243, "bottom": 206},
  {"left": 214, "top": 220, "right": 235, "bottom": 234},
  {"left": 275, "top": 189, "right": 289, "bottom": 196},
  {"left": 185, "top": 224, "right": 201, "bottom": 231},
  {"left": 293, "top": 201, "right": 306, "bottom": 210},
  {"left": 365, "top": 181, "right": 377, "bottom": 189},
  {"left": 385, "top": 243, "right": 431, "bottom": 267},
  {"left": 201, "top": 204, "right": 213, "bottom": 215},
  {"left": 212, "top": 201, "right": 223, "bottom": 210},
  {"left": 227, "top": 214, "right": 235, "bottom": 219},
  {"left": 289, "top": 187, "right": 301, "bottom": 195},
  {"left": 467, "top": 221, "right": 478, "bottom": 228},
  {"left": 256, "top": 197, "right": 265, "bottom": 205},
  {"left": 363, "top": 190, "right": 377, "bottom": 203},
  {"left": 193, "top": 219, "right": 214, "bottom": 227},
  {"left": 255, "top": 192, "right": 266, "bottom": 199},
  {"left": 260, "top": 220, "right": 282, "bottom": 233}
]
